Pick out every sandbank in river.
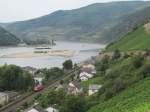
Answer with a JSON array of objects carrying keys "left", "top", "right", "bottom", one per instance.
[{"left": 1, "top": 50, "right": 76, "bottom": 58}]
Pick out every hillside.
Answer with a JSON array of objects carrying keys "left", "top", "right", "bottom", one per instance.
[
  {"left": 106, "top": 22, "right": 150, "bottom": 51},
  {"left": 85, "top": 53, "right": 150, "bottom": 112},
  {"left": 0, "top": 27, "right": 20, "bottom": 46},
  {"left": 88, "top": 77, "right": 150, "bottom": 112},
  {"left": 2, "top": 1, "right": 150, "bottom": 43},
  {"left": 102, "top": 6, "right": 150, "bottom": 43}
]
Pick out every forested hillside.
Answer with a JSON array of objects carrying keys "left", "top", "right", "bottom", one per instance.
[
  {"left": 2, "top": 1, "right": 150, "bottom": 43},
  {"left": 0, "top": 27, "right": 20, "bottom": 46}
]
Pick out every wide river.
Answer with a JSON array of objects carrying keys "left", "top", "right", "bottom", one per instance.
[{"left": 0, "top": 41, "right": 105, "bottom": 68}]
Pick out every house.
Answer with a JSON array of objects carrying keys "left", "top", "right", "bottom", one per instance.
[
  {"left": 26, "top": 105, "right": 58, "bottom": 112},
  {"left": 55, "top": 84, "right": 64, "bottom": 91},
  {"left": 0, "top": 91, "right": 19, "bottom": 105},
  {"left": 81, "top": 64, "right": 96, "bottom": 74},
  {"left": 79, "top": 72, "right": 93, "bottom": 81},
  {"left": 45, "top": 107, "right": 58, "bottom": 112},
  {"left": 88, "top": 84, "right": 102, "bottom": 96},
  {"left": 67, "top": 81, "right": 82, "bottom": 95},
  {"left": 26, "top": 105, "right": 44, "bottom": 112},
  {"left": 0, "top": 92, "right": 9, "bottom": 105},
  {"left": 27, "top": 108, "right": 39, "bottom": 112},
  {"left": 5, "top": 91, "right": 19, "bottom": 101}
]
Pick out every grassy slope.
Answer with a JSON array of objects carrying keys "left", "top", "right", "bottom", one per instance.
[
  {"left": 88, "top": 77, "right": 150, "bottom": 112},
  {"left": 86, "top": 55, "right": 150, "bottom": 112},
  {"left": 106, "top": 26, "right": 150, "bottom": 51}
]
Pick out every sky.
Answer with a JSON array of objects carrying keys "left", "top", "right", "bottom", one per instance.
[{"left": 0, "top": 0, "right": 148, "bottom": 22}]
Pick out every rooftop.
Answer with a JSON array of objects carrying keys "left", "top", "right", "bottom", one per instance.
[{"left": 0, "top": 92, "right": 8, "bottom": 96}]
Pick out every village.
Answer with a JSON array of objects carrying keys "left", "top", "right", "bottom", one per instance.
[
  {"left": 1, "top": 50, "right": 149, "bottom": 112},
  {"left": 0, "top": 58, "right": 102, "bottom": 112}
]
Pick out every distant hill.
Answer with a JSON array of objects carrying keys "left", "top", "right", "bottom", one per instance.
[
  {"left": 102, "top": 6, "right": 150, "bottom": 43},
  {"left": 0, "top": 27, "right": 20, "bottom": 46},
  {"left": 106, "top": 22, "right": 150, "bottom": 51},
  {"left": 2, "top": 1, "right": 150, "bottom": 43}
]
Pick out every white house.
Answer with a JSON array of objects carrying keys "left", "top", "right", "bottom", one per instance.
[
  {"left": 45, "top": 107, "right": 58, "bottom": 112},
  {"left": 88, "top": 84, "right": 102, "bottom": 96},
  {"left": 0, "top": 92, "right": 9, "bottom": 105},
  {"left": 26, "top": 108, "right": 39, "bottom": 112},
  {"left": 81, "top": 64, "right": 96, "bottom": 74},
  {"left": 79, "top": 72, "right": 93, "bottom": 81},
  {"left": 68, "top": 81, "right": 82, "bottom": 95}
]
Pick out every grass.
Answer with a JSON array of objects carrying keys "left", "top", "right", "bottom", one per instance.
[
  {"left": 81, "top": 77, "right": 103, "bottom": 90},
  {"left": 88, "top": 77, "right": 150, "bottom": 112},
  {"left": 106, "top": 26, "right": 150, "bottom": 51}
]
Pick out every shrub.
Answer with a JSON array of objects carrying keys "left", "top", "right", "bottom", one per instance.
[
  {"left": 112, "top": 49, "right": 121, "bottom": 60},
  {"left": 104, "top": 88, "right": 114, "bottom": 100},
  {"left": 132, "top": 56, "right": 144, "bottom": 68},
  {"left": 112, "top": 79, "right": 126, "bottom": 94},
  {"left": 140, "top": 64, "right": 150, "bottom": 78}
]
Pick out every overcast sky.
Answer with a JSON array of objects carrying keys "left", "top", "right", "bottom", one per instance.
[{"left": 0, "top": 0, "right": 148, "bottom": 22}]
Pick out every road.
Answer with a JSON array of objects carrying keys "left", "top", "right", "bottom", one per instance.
[{"left": 0, "top": 69, "right": 79, "bottom": 112}]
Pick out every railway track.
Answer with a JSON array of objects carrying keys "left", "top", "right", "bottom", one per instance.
[{"left": 0, "top": 68, "right": 79, "bottom": 112}]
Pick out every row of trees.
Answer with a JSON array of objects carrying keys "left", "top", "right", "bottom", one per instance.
[
  {"left": 0, "top": 65, "right": 34, "bottom": 91},
  {"left": 0, "top": 59, "right": 74, "bottom": 91}
]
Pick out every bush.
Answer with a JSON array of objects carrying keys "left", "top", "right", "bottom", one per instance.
[
  {"left": 132, "top": 56, "right": 144, "bottom": 68},
  {"left": 60, "top": 95, "right": 88, "bottom": 112},
  {"left": 95, "top": 56, "right": 109, "bottom": 75},
  {"left": 39, "top": 89, "right": 66, "bottom": 108},
  {"left": 112, "top": 79, "right": 126, "bottom": 94},
  {"left": 104, "top": 88, "right": 114, "bottom": 100},
  {"left": 112, "top": 49, "right": 121, "bottom": 60},
  {"left": 140, "top": 64, "right": 150, "bottom": 78}
]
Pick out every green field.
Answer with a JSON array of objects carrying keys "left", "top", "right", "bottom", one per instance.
[{"left": 106, "top": 26, "right": 150, "bottom": 51}]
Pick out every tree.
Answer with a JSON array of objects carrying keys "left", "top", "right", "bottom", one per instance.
[
  {"left": 95, "top": 56, "right": 109, "bottom": 76},
  {"left": 112, "top": 49, "right": 121, "bottom": 60},
  {"left": 60, "top": 95, "right": 88, "bottom": 112},
  {"left": 140, "top": 64, "right": 150, "bottom": 78},
  {"left": 63, "top": 60, "right": 73, "bottom": 70},
  {"left": 39, "top": 89, "right": 66, "bottom": 108},
  {"left": 41, "top": 67, "right": 64, "bottom": 84},
  {"left": 0, "top": 65, "right": 34, "bottom": 91},
  {"left": 132, "top": 56, "right": 144, "bottom": 68}
]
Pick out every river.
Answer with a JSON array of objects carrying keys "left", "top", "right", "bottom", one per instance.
[{"left": 0, "top": 41, "right": 105, "bottom": 68}]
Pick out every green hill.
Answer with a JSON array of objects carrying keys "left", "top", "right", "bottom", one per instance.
[
  {"left": 85, "top": 54, "right": 150, "bottom": 112},
  {"left": 88, "top": 77, "right": 150, "bottom": 112},
  {"left": 0, "top": 27, "right": 20, "bottom": 46},
  {"left": 2, "top": 1, "right": 150, "bottom": 43},
  {"left": 106, "top": 24, "right": 150, "bottom": 51}
]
